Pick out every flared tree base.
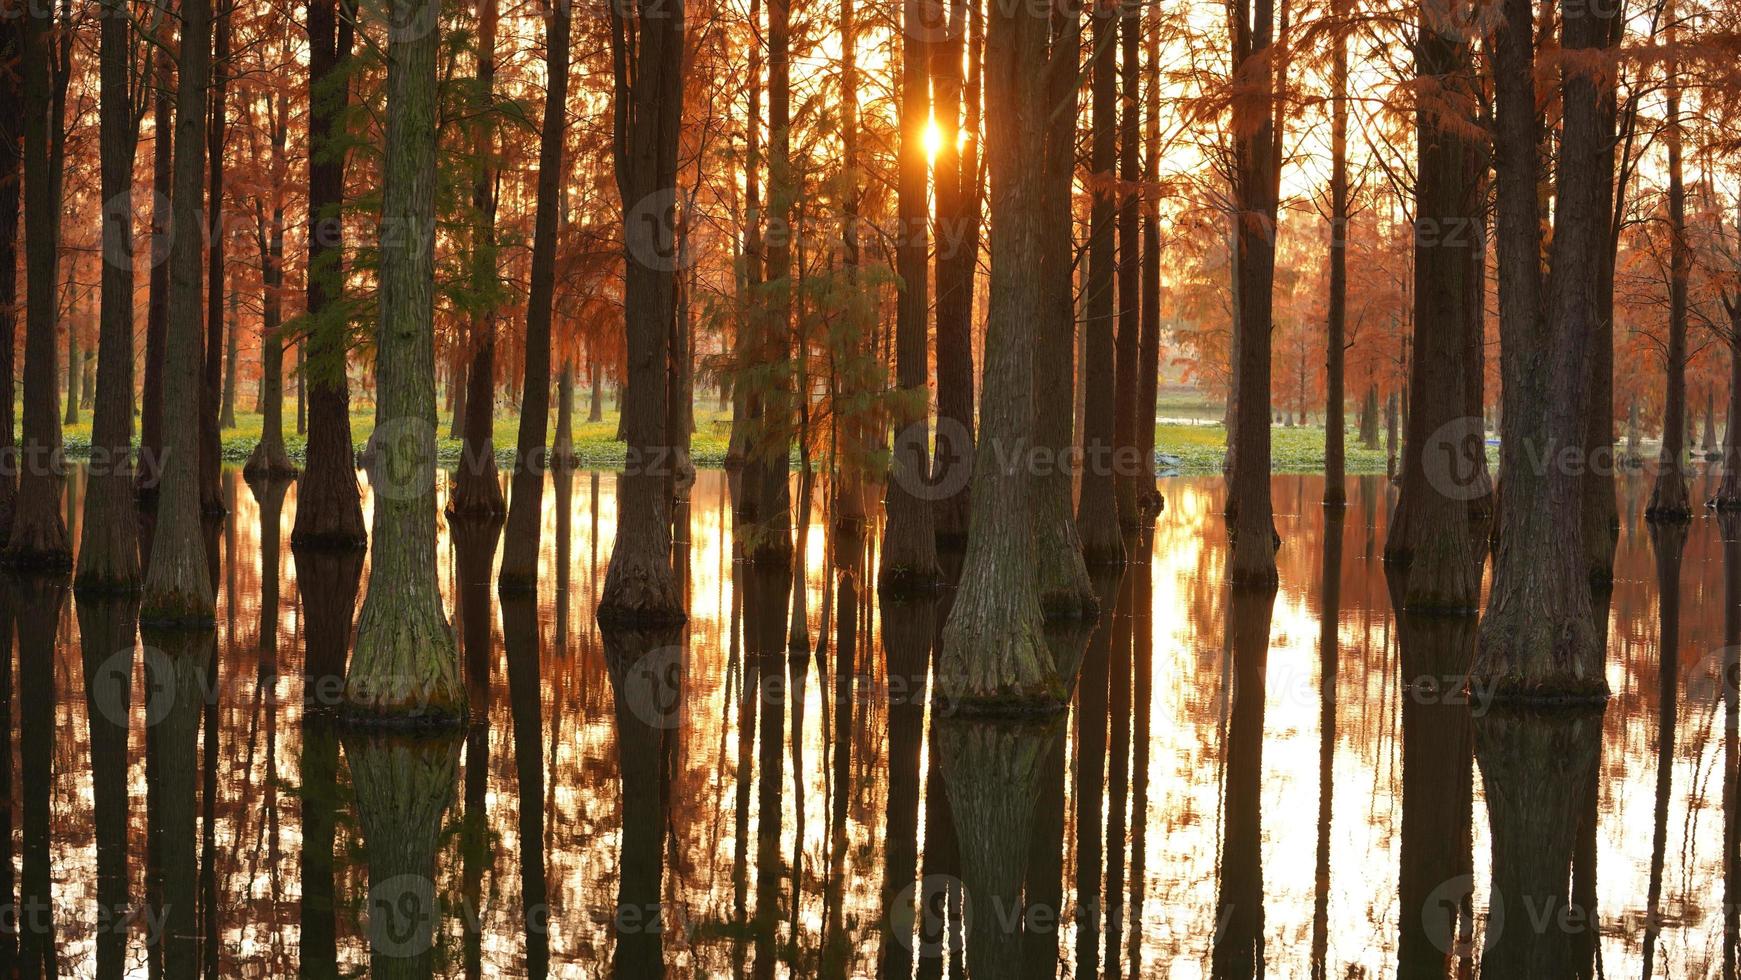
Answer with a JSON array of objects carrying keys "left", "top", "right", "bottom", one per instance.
[
  {"left": 242, "top": 441, "right": 300, "bottom": 481},
  {"left": 347, "top": 613, "right": 467, "bottom": 728},
  {"left": 598, "top": 552, "right": 687, "bottom": 628},
  {"left": 1646, "top": 473, "right": 1693, "bottom": 524}
]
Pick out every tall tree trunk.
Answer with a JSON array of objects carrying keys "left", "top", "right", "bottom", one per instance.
[
  {"left": 831, "top": 0, "right": 868, "bottom": 532},
  {"left": 937, "top": 0, "right": 1060, "bottom": 709},
  {"left": 500, "top": 0, "right": 571, "bottom": 591},
  {"left": 552, "top": 359, "right": 577, "bottom": 468},
  {"left": 6, "top": 1, "right": 71, "bottom": 568},
  {"left": 1385, "top": 17, "right": 1479, "bottom": 612},
  {"left": 79, "top": 596, "right": 139, "bottom": 977},
  {"left": 292, "top": 0, "right": 365, "bottom": 550},
  {"left": 931, "top": 0, "right": 976, "bottom": 549},
  {"left": 244, "top": 92, "right": 297, "bottom": 480},
  {"left": 1473, "top": 0, "right": 1603, "bottom": 697},
  {"left": 200, "top": 0, "right": 229, "bottom": 515},
  {"left": 588, "top": 358, "right": 604, "bottom": 421},
  {"left": 347, "top": 0, "right": 464, "bottom": 724},
  {"left": 882, "top": 0, "right": 942, "bottom": 590},
  {"left": 1112, "top": 0, "right": 1141, "bottom": 531},
  {"left": 449, "top": 0, "right": 506, "bottom": 519},
  {"left": 141, "top": 32, "right": 174, "bottom": 500},
  {"left": 221, "top": 284, "right": 239, "bottom": 428},
  {"left": 1226, "top": 0, "right": 1280, "bottom": 587},
  {"left": 599, "top": 0, "right": 688, "bottom": 624},
  {"left": 0, "top": 16, "right": 22, "bottom": 540},
  {"left": 1648, "top": 49, "right": 1691, "bottom": 521},
  {"left": 79, "top": 0, "right": 145, "bottom": 591},
  {"left": 1077, "top": 1, "right": 1124, "bottom": 567},
  {"left": 726, "top": 0, "right": 763, "bottom": 474},
  {"left": 1034, "top": 6, "right": 1095, "bottom": 619},
  {"left": 1138, "top": 5, "right": 1164, "bottom": 519},
  {"left": 1582, "top": 1, "right": 1624, "bottom": 579},
  {"left": 1323, "top": 0, "right": 1349, "bottom": 508}
]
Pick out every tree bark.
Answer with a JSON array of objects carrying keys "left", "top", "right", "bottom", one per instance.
[
  {"left": 200, "top": 0, "right": 230, "bottom": 516},
  {"left": 500, "top": 0, "right": 572, "bottom": 591},
  {"left": 141, "top": 0, "right": 215, "bottom": 620},
  {"left": 6, "top": 2, "right": 71, "bottom": 568},
  {"left": 292, "top": 0, "right": 365, "bottom": 550},
  {"left": 599, "top": 0, "right": 688, "bottom": 624},
  {"left": 1034, "top": 7, "right": 1095, "bottom": 620},
  {"left": 1648, "top": 50, "right": 1691, "bottom": 522},
  {"left": 448, "top": 0, "right": 506, "bottom": 520},
  {"left": 244, "top": 93, "right": 298, "bottom": 480},
  {"left": 1582, "top": 1, "right": 1624, "bottom": 578},
  {"left": 0, "top": 16, "right": 21, "bottom": 539},
  {"left": 937, "top": 0, "right": 1062, "bottom": 710},
  {"left": 882, "top": 0, "right": 942, "bottom": 590},
  {"left": 1323, "top": 0, "right": 1349, "bottom": 508},
  {"left": 1385, "top": 18, "right": 1479, "bottom": 612},
  {"left": 932, "top": 0, "right": 976, "bottom": 549},
  {"left": 1226, "top": 0, "right": 1280, "bottom": 587},
  {"left": 1077, "top": 2, "right": 1124, "bottom": 568},
  {"left": 79, "top": 0, "right": 145, "bottom": 592},
  {"left": 347, "top": 0, "right": 465, "bottom": 724},
  {"left": 1473, "top": 0, "right": 1603, "bottom": 698},
  {"left": 1113, "top": 0, "right": 1141, "bottom": 531}
]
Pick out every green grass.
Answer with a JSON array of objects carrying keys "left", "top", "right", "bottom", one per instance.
[{"left": 58, "top": 396, "right": 1389, "bottom": 476}]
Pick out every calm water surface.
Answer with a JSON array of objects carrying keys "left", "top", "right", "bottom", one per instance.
[{"left": 4, "top": 466, "right": 1738, "bottom": 978}]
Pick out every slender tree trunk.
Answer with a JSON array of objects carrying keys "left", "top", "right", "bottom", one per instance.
[
  {"left": 1648, "top": 51, "right": 1691, "bottom": 521},
  {"left": 0, "top": 16, "right": 21, "bottom": 539},
  {"left": 726, "top": 0, "right": 763, "bottom": 474},
  {"left": 449, "top": 0, "right": 506, "bottom": 519},
  {"left": 831, "top": 0, "right": 868, "bottom": 532},
  {"left": 1323, "top": 0, "right": 1349, "bottom": 508},
  {"left": 244, "top": 93, "right": 297, "bottom": 479},
  {"left": 347, "top": 0, "right": 464, "bottom": 723},
  {"left": 1582, "top": 2, "right": 1624, "bottom": 579},
  {"left": 552, "top": 359, "right": 577, "bottom": 468},
  {"left": 64, "top": 325, "right": 79, "bottom": 426},
  {"left": 78, "top": 0, "right": 145, "bottom": 591},
  {"left": 1226, "top": 0, "right": 1280, "bottom": 587},
  {"left": 937, "top": 0, "right": 1060, "bottom": 710},
  {"left": 221, "top": 285, "right": 239, "bottom": 428},
  {"left": 932, "top": 0, "right": 976, "bottom": 549},
  {"left": 599, "top": 0, "right": 688, "bottom": 624},
  {"left": 1473, "top": 0, "right": 1603, "bottom": 697},
  {"left": 1112, "top": 0, "right": 1141, "bottom": 531},
  {"left": 292, "top": 0, "right": 365, "bottom": 550},
  {"left": 200, "top": 0, "right": 229, "bottom": 515},
  {"left": 588, "top": 359, "right": 604, "bottom": 422},
  {"left": 882, "top": 0, "right": 942, "bottom": 591},
  {"left": 500, "top": 0, "right": 571, "bottom": 591},
  {"left": 1077, "top": 1, "right": 1124, "bottom": 567},
  {"left": 1385, "top": 18, "right": 1479, "bottom": 612},
  {"left": 5, "top": 1, "right": 71, "bottom": 568},
  {"left": 1138, "top": 5, "right": 1164, "bottom": 519},
  {"left": 1034, "top": 6, "right": 1095, "bottom": 619},
  {"left": 140, "top": 34, "right": 174, "bottom": 500}
]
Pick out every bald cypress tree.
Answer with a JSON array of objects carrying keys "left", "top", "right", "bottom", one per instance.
[
  {"left": 142, "top": 0, "right": 215, "bottom": 621},
  {"left": 345, "top": 0, "right": 465, "bottom": 723}
]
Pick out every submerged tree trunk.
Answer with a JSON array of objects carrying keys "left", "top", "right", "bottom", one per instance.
[
  {"left": 244, "top": 91, "right": 298, "bottom": 480},
  {"left": 1648, "top": 55, "right": 1692, "bottom": 522},
  {"left": 937, "top": 0, "right": 1060, "bottom": 711},
  {"left": 1226, "top": 0, "right": 1280, "bottom": 587},
  {"left": 292, "top": 0, "right": 365, "bottom": 550},
  {"left": 141, "top": 0, "right": 214, "bottom": 621},
  {"left": 6, "top": 3, "right": 71, "bottom": 568},
  {"left": 347, "top": 1, "right": 465, "bottom": 724},
  {"left": 931, "top": 0, "right": 976, "bottom": 550},
  {"left": 1077, "top": 1, "right": 1124, "bottom": 567},
  {"left": 449, "top": 0, "right": 506, "bottom": 520},
  {"left": 499, "top": 0, "right": 571, "bottom": 591},
  {"left": 1112, "top": 0, "right": 1141, "bottom": 531},
  {"left": 882, "top": 0, "right": 942, "bottom": 591},
  {"left": 79, "top": 0, "right": 145, "bottom": 591},
  {"left": 1474, "top": 0, "right": 1603, "bottom": 697},
  {"left": 1033, "top": 10, "right": 1094, "bottom": 620},
  {"left": 599, "top": 0, "right": 688, "bottom": 624},
  {"left": 1385, "top": 20, "right": 1479, "bottom": 612},
  {"left": 1323, "top": 0, "right": 1349, "bottom": 508}
]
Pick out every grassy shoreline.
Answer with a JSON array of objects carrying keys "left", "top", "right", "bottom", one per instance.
[{"left": 58, "top": 404, "right": 1399, "bottom": 476}]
